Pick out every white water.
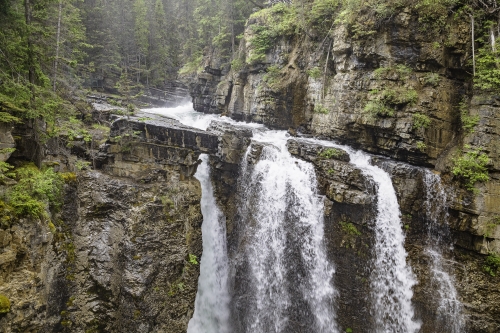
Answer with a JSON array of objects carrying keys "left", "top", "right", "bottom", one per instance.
[
  {"left": 423, "top": 171, "right": 464, "bottom": 332},
  {"left": 240, "top": 131, "right": 337, "bottom": 333},
  {"left": 144, "top": 104, "right": 422, "bottom": 333},
  {"left": 340, "top": 148, "right": 420, "bottom": 333},
  {"left": 301, "top": 138, "right": 421, "bottom": 333},
  {"left": 144, "top": 104, "right": 231, "bottom": 333}
]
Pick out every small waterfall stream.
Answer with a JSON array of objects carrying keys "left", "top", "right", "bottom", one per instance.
[
  {"left": 423, "top": 171, "right": 464, "bottom": 332},
  {"left": 144, "top": 104, "right": 464, "bottom": 333}
]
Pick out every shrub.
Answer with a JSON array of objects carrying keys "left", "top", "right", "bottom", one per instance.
[
  {"left": 416, "top": 141, "right": 427, "bottom": 152},
  {"left": 188, "top": 254, "right": 198, "bottom": 265},
  {"left": 263, "top": 65, "right": 282, "bottom": 90},
  {"left": 314, "top": 104, "right": 329, "bottom": 114},
  {"left": 340, "top": 222, "right": 361, "bottom": 236},
  {"left": 423, "top": 73, "right": 440, "bottom": 87},
  {"left": 307, "top": 67, "right": 322, "bottom": 79},
  {"left": 474, "top": 43, "right": 500, "bottom": 91},
  {"left": 452, "top": 146, "right": 490, "bottom": 192},
  {"left": 364, "top": 101, "right": 394, "bottom": 117},
  {"left": 319, "top": 148, "right": 342, "bottom": 159},
  {"left": 484, "top": 253, "right": 500, "bottom": 277},
  {"left": 0, "top": 295, "right": 10, "bottom": 313},
  {"left": 412, "top": 113, "right": 431, "bottom": 129},
  {"left": 459, "top": 99, "right": 479, "bottom": 134},
  {"left": 4, "top": 164, "right": 64, "bottom": 219}
]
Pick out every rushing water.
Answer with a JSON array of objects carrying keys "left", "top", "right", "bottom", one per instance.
[
  {"left": 143, "top": 103, "right": 463, "bottom": 333},
  {"left": 304, "top": 141, "right": 421, "bottom": 333},
  {"left": 238, "top": 131, "right": 337, "bottom": 333},
  {"left": 423, "top": 171, "right": 464, "bottom": 332},
  {"left": 145, "top": 105, "right": 231, "bottom": 332}
]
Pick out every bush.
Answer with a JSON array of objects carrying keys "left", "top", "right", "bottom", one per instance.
[
  {"left": 416, "top": 141, "right": 427, "bottom": 152},
  {"left": 484, "top": 253, "right": 500, "bottom": 277},
  {"left": 0, "top": 295, "right": 10, "bottom": 313},
  {"left": 474, "top": 43, "right": 500, "bottom": 91},
  {"left": 263, "top": 65, "right": 282, "bottom": 90},
  {"left": 4, "top": 164, "right": 64, "bottom": 219},
  {"left": 364, "top": 100, "right": 394, "bottom": 117},
  {"left": 459, "top": 98, "right": 479, "bottom": 134},
  {"left": 423, "top": 73, "right": 440, "bottom": 87},
  {"left": 319, "top": 148, "right": 342, "bottom": 159},
  {"left": 412, "top": 113, "right": 431, "bottom": 129},
  {"left": 307, "top": 67, "right": 322, "bottom": 79},
  {"left": 452, "top": 146, "right": 490, "bottom": 192},
  {"left": 314, "top": 104, "right": 329, "bottom": 114}
]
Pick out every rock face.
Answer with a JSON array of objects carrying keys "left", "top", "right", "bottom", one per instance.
[{"left": 0, "top": 112, "right": 221, "bottom": 332}]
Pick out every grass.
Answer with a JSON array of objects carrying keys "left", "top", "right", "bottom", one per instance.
[
  {"left": 319, "top": 148, "right": 342, "bottom": 159},
  {"left": 412, "top": 113, "right": 431, "bottom": 129}
]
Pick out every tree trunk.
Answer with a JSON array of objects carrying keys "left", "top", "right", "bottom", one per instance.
[
  {"left": 24, "top": 0, "right": 35, "bottom": 100},
  {"left": 53, "top": 0, "right": 63, "bottom": 92}
]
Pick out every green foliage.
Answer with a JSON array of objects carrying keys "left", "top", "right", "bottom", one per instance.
[
  {"left": 423, "top": 73, "right": 441, "bottom": 87},
  {"left": 0, "top": 295, "right": 10, "bottom": 313},
  {"left": 247, "top": 4, "right": 298, "bottom": 64},
  {"left": 307, "top": 67, "right": 322, "bottom": 79},
  {"left": 474, "top": 42, "right": 500, "bottom": 91},
  {"left": 484, "top": 253, "right": 500, "bottom": 277},
  {"left": 373, "top": 64, "right": 412, "bottom": 80},
  {"left": 247, "top": 25, "right": 273, "bottom": 64},
  {"left": 416, "top": 141, "right": 427, "bottom": 152},
  {"left": 319, "top": 148, "right": 342, "bottom": 159},
  {"left": 459, "top": 99, "right": 479, "bottom": 134},
  {"left": 364, "top": 101, "right": 394, "bottom": 117},
  {"left": 263, "top": 65, "right": 282, "bottom": 90},
  {"left": 188, "top": 254, "right": 198, "bottom": 265},
  {"left": 179, "top": 52, "right": 204, "bottom": 75},
  {"left": 340, "top": 222, "right": 361, "bottom": 236},
  {"left": 412, "top": 113, "right": 431, "bottom": 129},
  {"left": 345, "top": 328, "right": 353, "bottom": 333},
  {"left": 452, "top": 146, "right": 490, "bottom": 192},
  {"left": 231, "top": 58, "right": 244, "bottom": 72},
  {"left": 484, "top": 217, "right": 500, "bottom": 238},
  {"left": 3, "top": 164, "right": 64, "bottom": 220},
  {"left": 314, "top": 104, "right": 330, "bottom": 114}
]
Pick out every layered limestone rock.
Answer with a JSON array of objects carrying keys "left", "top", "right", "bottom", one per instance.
[{"left": 0, "top": 111, "right": 220, "bottom": 332}]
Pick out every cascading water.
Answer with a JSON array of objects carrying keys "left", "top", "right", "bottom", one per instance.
[
  {"left": 144, "top": 104, "right": 429, "bottom": 333},
  {"left": 237, "top": 131, "right": 337, "bottom": 333},
  {"left": 187, "top": 155, "right": 231, "bottom": 333},
  {"left": 145, "top": 105, "right": 231, "bottom": 333},
  {"left": 338, "top": 147, "right": 421, "bottom": 333},
  {"left": 423, "top": 171, "right": 464, "bottom": 332}
]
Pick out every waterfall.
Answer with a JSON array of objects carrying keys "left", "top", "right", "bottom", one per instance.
[
  {"left": 187, "top": 155, "right": 231, "bottom": 333},
  {"left": 423, "top": 171, "right": 464, "bottom": 332},
  {"left": 145, "top": 104, "right": 231, "bottom": 333},
  {"left": 343, "top": 149, "right": 421, "bottom": 333},
  {"left": 237, "top": 131, "right": 337, "bottom": 333}
]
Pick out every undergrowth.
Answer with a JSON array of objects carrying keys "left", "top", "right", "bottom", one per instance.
[{"left": 452, "top": 146, "right": 490, "bottom": 192}]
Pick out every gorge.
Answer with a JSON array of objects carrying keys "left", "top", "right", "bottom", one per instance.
[{"left": 1, "top": 0, "right": 500, "bottom": 332}]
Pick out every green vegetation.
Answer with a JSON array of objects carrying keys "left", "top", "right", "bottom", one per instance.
[
  {"left": 307, "top": 67, "right": 322, "bottom": 79},
  {"left": 0, "top": 295, "right": 10, "bottom": 314},
  {"left": 459, "top": 99, "right": 480, "bottom": 134},
  {"left": 484, "top": 217, "right": 500, "bottom": 238},
  {"left": 263, "top": 65, "right": 282, "bottom": 90},
  {"left": 423, "top": 73, "right": 441, "bottom": 87},
  {"left": 345, "top": 328, "right": 353, "bottom": 333},
  {"left": 416, "top": 141, "right": 427, "bottom": 152},
  {"left": 365, "top": 65, "right": 417, "bottom": 117},
  {"left": 0, "top": 164, "right": 64, "bottom": 222},
  {"left": 247, "top": 4, "right": 298, "bottom": 64},
  {"left": 319, "top": 148, "right": 342, "bottom": 159},
  {"left": 452, "top": 146, "right": 490, "bottom": 192},
  {"left": 412, "top": 113, "right": 431, "bottom": 129},
  {"left": 475, "top": 42, "right": 500, "bottom": 91},
  {"left": 364, "top": 101, "right": 394, "bottom": 117},
  {"left": 314, "top": 104, "right": 330, "bottom": 114},
  {"left": 188, "top": 254, "right": 199, "bottom": 265},
  {"left": 484, "top": 253, "right": 500, "bottom": 277},
  {"left": 340, "top": 222, "right": 361, "bottom": 236}
]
